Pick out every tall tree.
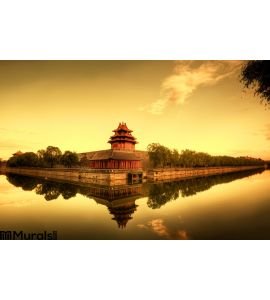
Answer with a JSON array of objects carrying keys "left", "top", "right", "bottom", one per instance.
[
  {"left": 61, "top": 151, "right": 79, "bottom": 168},
  {"left": 147, "top": 143, "right": 171, "bottom": 168},
  {"left": 241, "top": 60, "right": 270, "bottom": 104},
  {"left": 43, "top": 146, "right": 62, "bottom": 168}
]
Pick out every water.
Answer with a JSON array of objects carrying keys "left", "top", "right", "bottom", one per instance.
[{"left": 0, "top": 168, "right": 270, "bottom": 239}]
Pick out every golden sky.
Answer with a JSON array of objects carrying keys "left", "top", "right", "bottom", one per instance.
[{"left": 1, "top": 60, "right": 270, "bottom": 160}]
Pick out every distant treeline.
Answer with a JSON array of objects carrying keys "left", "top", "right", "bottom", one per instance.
[
  {"left": 7, "top": 146, "right": 79, "bottom": 168},
  {"left": 147, "top": 143, "right": 265, "bottom": 168}
]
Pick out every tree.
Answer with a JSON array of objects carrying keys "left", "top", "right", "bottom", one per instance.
[
  {"left": 171, "top": 149, "right": 180, "bottom": 167},
  {"left": 241, "top": 60, "right": 270, "bottom": 104},
  {"left": 20, "top": 152, "right": 39, "bottom": 167},
  {"left": 147, "top": 143, "right": 264, "bottom": 169},
  {"left": 61, "top": 151, "right": 79, "bottom": 168},
  {"left": 147, "top": 143, "right": 162, "bottom": 168},
  {"left": 36, "top": 149, "right": 46, "bottom": 167},
  {"left": 7, "top": 152, "right": 39, "bottom": 167},
  {"left": 147, "top": 143, "right": 171, "bottom": 168},
  {"left": 36, "top": 182, "right": 61, "bottom": 201},
  {"left": 180, "top": 149, "right": 196, "bottom": 168},
  {"left": 43, "top": 146, "right": 62, "bottom": 168}
]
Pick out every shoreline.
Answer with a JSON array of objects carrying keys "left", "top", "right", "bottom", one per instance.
[
  {"left": 0, "top": 165, "right": 266, "bottom": 186},
  {"left": 147, "top": 165, "right": 265, "bottom": 182}
]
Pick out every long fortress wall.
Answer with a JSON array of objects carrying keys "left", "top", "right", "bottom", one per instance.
[
  {"left": 1, "top": 167, "right": 128, "bottom": 186},
  {"left": 147, "top": 166, "right": 265, "bottom": 181}
]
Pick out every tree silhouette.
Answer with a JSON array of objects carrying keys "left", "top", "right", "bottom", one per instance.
[
  {"left": 7, "top": 152, "right": 39, "bottom": 167},
  {"left": 241, "top": 60, "right": 270, "bottom": 104},
  {"left": 61, "top": 151, "right": 79, "bottom": 168},
  {"left": 43, "top": 146, "right": 62, "bottom": 168},
  {"left": 35, "top": 182, "right": 61, "bottom": 201},
  {"left": 147, "top": 144, "right": 264, "bottom": 168}
]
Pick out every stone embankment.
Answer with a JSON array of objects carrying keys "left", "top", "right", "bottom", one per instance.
[
  {"left": 1, "top": 167, "right": 128, "bottom": 186},
  {"left": 146, "top": 166, "right": 264, "bottom": 182},
  {"left": 0, "top": 165, "right": 265, "bottom": 185}
]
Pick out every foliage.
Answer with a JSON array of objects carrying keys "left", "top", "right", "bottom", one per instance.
[
  {"left": 6, "top": 174, "right": 78, "bottom": 200},
  {"left": 61, "top": 151, "right": 79, "bottom": 168},
  {"left": 7, "top": 146, "right": 79, "bottom": 169},
  {"left": 7, "top": 152, "right": 39, "bottom": 168},
  {"left": 241, "top": 60, "right": 270, "bottom": 104},
  {"left": 43, "top": 146, "right": 62, "bottom": 168},
  {"left": 37, "top": 149, "right": 46, "bottom": 167},
  {"left": 147, "top": 143, "right": 172, "bottom": 168},
  {"left": 6, "top": 174, "right": 40, "bottom": 191},
  {"left": 147, "top": 143, "right": 265, "bottom": 168}
]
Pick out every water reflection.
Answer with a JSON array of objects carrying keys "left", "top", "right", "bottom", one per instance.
[
  {"left": 147, "top": 168, "right": 264, "bottom": 209},
  {"left": 6, "top": 174, "right": 143, "bottom": 201},
  {"left": 6, "top": 174, "right": 142, "bottom": 228},
  {"left": 5, "top": 168, "right": 264, "bottom": 229}
]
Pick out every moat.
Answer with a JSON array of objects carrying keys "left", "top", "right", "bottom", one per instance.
[{"left": 0, "top": 168, "right": 270, "bottom": 239}]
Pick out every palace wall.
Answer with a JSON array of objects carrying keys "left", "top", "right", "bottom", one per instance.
[
  {"left": 79, "top": 149, "right": 149, "bottom": 170},
  {"left": 2, "top": 167, "right": 130, "bottom": 186},
  {"left": 1, "top": 165, "right": 265, "bottom": 186},
  {"left": 147, "top": 165, "right": 265, "bottom": 181}
]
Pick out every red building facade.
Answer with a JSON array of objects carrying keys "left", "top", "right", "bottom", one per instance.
[{"left": 84, "top": 123, "right": 142, "bottom": 170}]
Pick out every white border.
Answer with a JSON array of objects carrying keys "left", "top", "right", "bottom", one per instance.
[{"left": 1, "top": 1, "right": 270, "bottom": 299}]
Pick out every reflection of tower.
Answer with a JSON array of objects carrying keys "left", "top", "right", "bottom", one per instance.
[
  {"left": 108, "top": 201, "right": 138, "bottom": 229},
  {"left": 83, "top": 183, "right": 145, "bottom": 229}
]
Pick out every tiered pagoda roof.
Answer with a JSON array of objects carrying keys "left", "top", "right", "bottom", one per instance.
[
  {"left": 108, "top": 202, "right": 138, "bottom": 229},
  {"left": 108, "top": 122, "right": 138, "bottom": 145}
]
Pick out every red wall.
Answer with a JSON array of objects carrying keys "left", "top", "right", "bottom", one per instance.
[{"left": 89, "top": 159, "right": 141, "bottom": 169}]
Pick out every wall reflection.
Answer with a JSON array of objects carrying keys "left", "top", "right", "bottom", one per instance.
[
  {"left": 5, "top": 168, "right": 264, "bottom": 228},
  {"left": 6, "top": 174, "right": 142, "bottom": 228}
]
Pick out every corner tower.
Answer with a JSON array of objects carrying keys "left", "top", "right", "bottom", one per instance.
[{"left": 108, "top": 122, "right": 138, "bottom": 151}]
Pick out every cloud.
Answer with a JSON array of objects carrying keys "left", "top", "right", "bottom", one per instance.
[
  {"left": 147, "top": 219, "right": 169, "bottom": 238},
  {"left": 137, "top": 218, "right": 189, "bottom": 240},
  {"left": 146, "top": 60, "right": 242, "bottom": 115}
]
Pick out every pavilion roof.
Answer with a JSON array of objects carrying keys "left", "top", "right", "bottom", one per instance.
[
  {"left": 109, "top": 122, "right": 138, "bottom": 144},
  {"left": 108, "top": 136, "right": 138, "bottom": 144},
  {"left": 113, "top": 122, "right": 133, "bottom": 133},
  {"left": 86, "top": 149, "right": 142, "bottom": 161},
  {"left": 109, "top": 203, "right": 138, "bottom": 228}
]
